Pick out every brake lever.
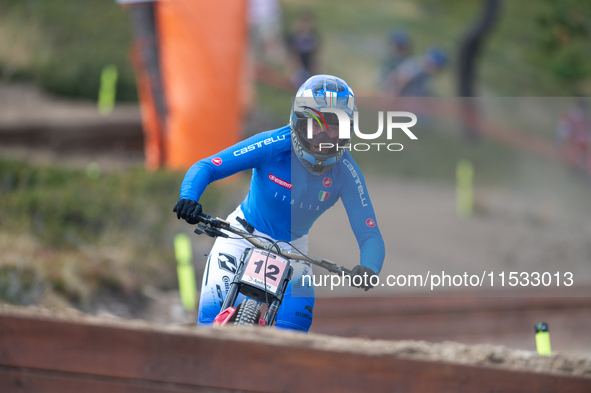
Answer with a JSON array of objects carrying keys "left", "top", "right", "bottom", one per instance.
[
  {"left": 193, "top": 225, "right": 228, "bottom": 238},
  {"left": 204, "top": 226, "right": 229, "bottom": 238},
  {"left": 194, "top": 223, "right": 208, "bottom": 235},
  {"left": 196, "top": 213, "right": 231, "bottom": 229},
  {"left": 340, "top": 267, "right": 353, "bottom": 276}
]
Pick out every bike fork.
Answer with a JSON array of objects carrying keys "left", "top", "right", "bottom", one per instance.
[
  {"left": 263, "top": 267, "right": 292, "bottom": 326},
  {"left": 263, "top": 299, "right": 281, "bottom": 326},
  {"left": 221, "top": 281, "right": 240, "bottom": 311}
]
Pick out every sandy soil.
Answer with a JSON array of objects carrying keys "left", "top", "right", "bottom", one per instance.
[
  {"left": 2, "top": 304, "right": 591, "bottom": 379},
  {"left": 309, "top": 176, "right": 591, "bottom": 297}
]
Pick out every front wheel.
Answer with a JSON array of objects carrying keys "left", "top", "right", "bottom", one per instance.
[{"left": 234, "top": 298, "right": 261, "bottom": 326}]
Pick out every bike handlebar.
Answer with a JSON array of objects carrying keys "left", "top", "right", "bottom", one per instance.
[{"left": 193, "top": 213, "right": 352, "bottom": 276}]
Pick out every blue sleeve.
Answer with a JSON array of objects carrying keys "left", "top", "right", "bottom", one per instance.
[
  {"left": 338, "top": 156, "right": 386, "bottom": 275},
  {"left": 179, "top": 129, "right": 287, "bottom": 202}
]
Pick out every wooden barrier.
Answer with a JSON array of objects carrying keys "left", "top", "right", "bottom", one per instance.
[
  {"left": 311, "top": 293, "right": 591, "bottom": 345},
  {"left": 0, "top": 307, "right": 589, "bottom": 392}
]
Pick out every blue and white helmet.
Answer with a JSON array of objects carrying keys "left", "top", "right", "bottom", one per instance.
[{"left": 290, "top": 75, "right": 356, "bottom": 175}]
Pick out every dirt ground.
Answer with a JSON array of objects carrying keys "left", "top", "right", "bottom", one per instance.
[
  {"left": 2, "top": 304, "right": 591, "bottom": 379},
  {"left": 309, "top": 176, "right": 591, "bottom": 297},
  {"left": 0, "top": 82, "right": 140, "bottom": 127},
  {"left": 0, "top": 82, "right": 144, "bottom": 167}
]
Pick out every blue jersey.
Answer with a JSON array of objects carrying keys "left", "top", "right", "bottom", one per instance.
[{"left": 180, "top": 126, "right": 385, "bottom": 274}]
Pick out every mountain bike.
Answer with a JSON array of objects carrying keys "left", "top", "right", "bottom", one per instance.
[{"left": 193, "top": 212, "right": 353, "bottom": 327}]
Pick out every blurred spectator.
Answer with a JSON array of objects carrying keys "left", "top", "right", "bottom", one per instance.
[
  {"left": 380, "top": 29, "right": 413, "bottom": 88},
  {"left": 286, "top": 11, "right": 320, "bottom": 88},
  {"left": 249, "top": 0, "right": 286, "bottom": 66},
  {"left": 556, "top": 97, "right": 590, "bottom": 172},
  {"left": 384, "top": 47, "right": 447, "bottom": 97}
]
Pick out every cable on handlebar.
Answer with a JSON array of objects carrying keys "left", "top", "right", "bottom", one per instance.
[{"left": 194, "top": 212, "right": 350, "bottom": 276}]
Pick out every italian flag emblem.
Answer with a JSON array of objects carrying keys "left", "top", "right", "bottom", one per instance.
[{"left": 318, "top": 191, "right": 330, "bottom": 201}]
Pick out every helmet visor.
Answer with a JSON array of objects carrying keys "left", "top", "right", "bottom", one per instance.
[{"left": 294, "top": 115, "right": 350, "bottom": 155}]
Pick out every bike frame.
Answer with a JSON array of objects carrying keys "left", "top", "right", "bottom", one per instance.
[
  {"left": 193, "top": 213, "right": 353, "bottom": 327},
  {"left": 219, "top": 247, "right": 291, "bottom": 326}
]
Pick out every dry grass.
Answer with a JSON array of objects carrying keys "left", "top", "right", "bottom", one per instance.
[{"left": 0, "top": 156, "right": 226, "bottom": 310}]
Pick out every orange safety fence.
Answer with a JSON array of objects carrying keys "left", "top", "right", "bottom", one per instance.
[{"left": 129, "top": 0, "right": 247, "bottom": 171}]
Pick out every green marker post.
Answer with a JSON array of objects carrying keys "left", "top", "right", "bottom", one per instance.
[
  {"left": 85, "top": 162, "right": 101, "bottom": 179},
  {"left": 456, "top": 159, "right": 474, "bottom": 218},
  {"left": 174, "top": 233, "right": 197, "bottom": 311},
  {"left": 98, "top": 64, "right": 118, "bottom": 115},
  {"left": 535, "top": 322, "right": 551, "bottom": 356}
]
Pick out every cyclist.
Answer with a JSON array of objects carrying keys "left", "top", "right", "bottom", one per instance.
[{"left": 174, "top": 75, "right": 385, "bottom": 332}]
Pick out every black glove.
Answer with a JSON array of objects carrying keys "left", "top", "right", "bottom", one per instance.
[
  {"left": 351, "top": 265, "right": 378, "bottom": 291},
  {"left": 173, "top": 199, "right": 202, "bottom": 224}
]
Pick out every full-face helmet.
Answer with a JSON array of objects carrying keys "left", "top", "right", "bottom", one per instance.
[{"left": 290, "top": 74, "right": 356, "bottom": 175}]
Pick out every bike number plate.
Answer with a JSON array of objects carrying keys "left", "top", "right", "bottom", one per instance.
[{"left": 239, "top": 249, "right": 289, "bottom": 296}]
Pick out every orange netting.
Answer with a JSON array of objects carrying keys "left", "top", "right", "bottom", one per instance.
[{"left": 134, "top": 0, "right": 247, "bottom": 170}]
